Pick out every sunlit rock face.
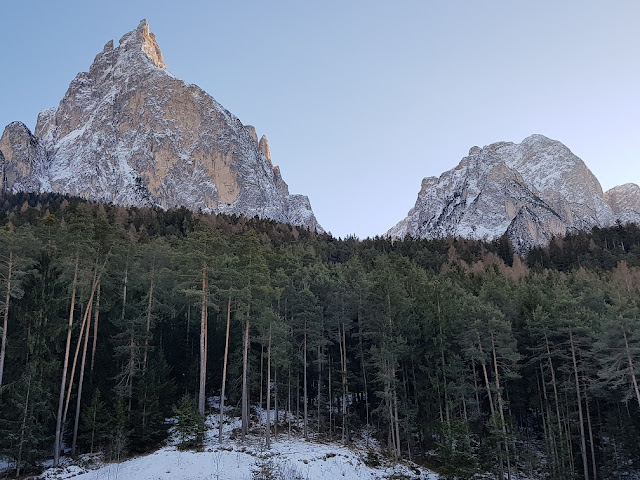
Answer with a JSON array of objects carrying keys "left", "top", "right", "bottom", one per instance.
[
  {"left": 604, "top": 183, "right": 640, "bottom": 226},
  {"left": 388, "top": 135, "right": 639, "bottom": 252},
  {"left": 0, "top": 20, "right": 322, "bottom": 232}
]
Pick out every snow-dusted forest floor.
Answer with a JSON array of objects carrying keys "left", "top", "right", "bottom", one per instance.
[{"left": 37, "top": 405, "right": 438, "bottom": 480}]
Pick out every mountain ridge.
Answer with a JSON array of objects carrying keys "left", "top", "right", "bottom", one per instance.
[
  {"left": 0, "top": 19, "right": 322, "bottom": 232},
  {"left": 388, "top": 134, "right": 640, "bottom": 252}
]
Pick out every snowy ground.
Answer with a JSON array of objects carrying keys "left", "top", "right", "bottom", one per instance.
[{"left": 38, "top": 402, "right": 438, "bottom": 480}]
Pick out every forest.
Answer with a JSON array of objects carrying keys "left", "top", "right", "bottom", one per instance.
[{"left": 0, "top": 191, "right": 639, "bottom": 479}]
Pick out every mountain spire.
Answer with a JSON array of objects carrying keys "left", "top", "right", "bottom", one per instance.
[
  {"left": 0, "top": 20, "right": 322, "bottom": 233},
  {"left": 118, "top": 19, "right": 167, "bottom": 69}
]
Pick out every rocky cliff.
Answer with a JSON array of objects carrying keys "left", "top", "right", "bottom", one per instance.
[
  {"left": 0, "top": 20, "right": 322, "bottom": 232},
  {"left": 388, "top": 135, "right": 640, "bottom": 252},
  {"left": 605, "top": 183, "right": 640, "bottom": 225}
]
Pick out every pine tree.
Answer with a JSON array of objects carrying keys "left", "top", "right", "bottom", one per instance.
[
  {"left": 79, "top": 388, "right": 108, "bottom": 454},
  {"left": 173, "top": 393, "right": 205, "bottom": 451}
]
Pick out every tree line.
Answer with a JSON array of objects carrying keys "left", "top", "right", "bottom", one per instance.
[{"left": 0, "top": 191, "right": 639, "bottom": 479}]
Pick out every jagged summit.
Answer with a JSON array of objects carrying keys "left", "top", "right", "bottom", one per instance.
[
  {"left": 130, "top": 19, "right": 167, "bottom": 69},
  {"left": 388, "top": 135, "right": 640, "bottom": 252},
  {"left": 1, "top": 20, "right": 322, "bottom": 232},
  {"left": 106, "top": 19, "right": 168, "bottom": 70}
]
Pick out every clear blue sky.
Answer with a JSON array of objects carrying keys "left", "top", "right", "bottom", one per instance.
[{"left": 2, "top": 1, "right": 639, "bottom": 238}]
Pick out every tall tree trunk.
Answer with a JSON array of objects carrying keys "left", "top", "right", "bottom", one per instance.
[
  {"left": 64, "top": 267, "right": 100, "bottom": 423},
  {"left": 539, "top": 364, "right": 559, "bottom": 475},
  {"left": 545, "top": 333, "right": 564, "bottom": 441},
  {"left": 477, "top": 335, "right": 496, "bottom": 415},
  {"left": 72, "top": 298, "right": 93, "bottom": 455},
  {"left": 472, "top": 361, "right": 481, "bottom": 415},
  {"left": 260, "top": 344, "right": 264, "bottom": 415},
  {"left": 0, "top": 251, "right": 12, "bottom": 390},
  {"left": 622, "top": 328, "right": 640, "bottom": 409},
  {"left": 393, "top": 367, "right": 401, "bottom": 459},
  {"left": 63, "top": 298, "right": 92, "bottom": 423},
  {"left": 219, "top": 296, "right": 231, "bottom": 443},
  {"left": 343, "top": 322, "right": 349, "bottom": 442},
  {"left": 564, "top": 391, "right": 575, "bottom": 473},
  {"left": 357, "top": 294, "right": 369, "bottom": 427},
  {"left": 477, "top": 334, "right": 501, "bottom": 478},
  {"left": 16, "top": 371, "right": 31, "bottom": 478},
  {"left": 385, "top": 360, "right": 393, "bottom": 455},
  {"left": 90, "top": 281, "right": 100, "bottom": 379},
  {"left": 492, "top": 332, "right": 512, "bottom": 480},
  {"left": 288, "top": 365, "right": 292, "bottom": 438},
  {"left": 120, "top": 268, "right": 135, "bottom": 412},
  {"left": 570, "top": 329, "right": 590, "bottom": 480},
  {"left": 386, "top": 360, "right": 398, "bottom": 458},
  {"left": 89, "top": 397, "right": 97, "bottom": 454},
  {"left": 241, "top": 313, "right": 250, "bottom": 440},
  {"left": 266, "top": 323, "right": 272, "bottom": 449},
  {"left": 143, "top": 269, "right": 154, "bottom": 372},
  {"left": 585, "top": 391, "right": 597, "bottom": 480},
  {"left": 54, "top": 254, "right": 79, "bottom": 467},
  {"left": 198, "top": 263, "right": 207, "bottom": 415},
  {"left": 339, "top": 323, "right": 347, "bottom": 443},
  {"left": 328, "top": 354, "right": 333, "bottom": 438},
  {"left": 317, "top": 345, "right": 322, "bottom": 434},
  {"left": 438, "top": 299, "right": 450, "bottom": 424},
  {"left": 274, "top": 367, "right": 278, "bottom": 439},
  {"left": 303, "top": 318, "right": 308, "bottom": 440}
]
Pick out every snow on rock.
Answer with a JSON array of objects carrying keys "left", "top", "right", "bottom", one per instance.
[
  {"left": 0, "top": 19, "right": 322, "bottom": 233},
  {"left": 387, "top": 135, "right": 640, "bottom": 252},
  {"left": 605, "top": 183, "right": 640, "bottom": 225}
]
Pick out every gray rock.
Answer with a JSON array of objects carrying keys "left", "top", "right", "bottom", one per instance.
[
  {"left": 388, "top": 135, "right": 638, "bottom": 252},
  {"left": 0, "top": 19, "right": 322, "bottom": 232},
  {"left": 605, "top": 183, "right": 640, "bottom": 225}
]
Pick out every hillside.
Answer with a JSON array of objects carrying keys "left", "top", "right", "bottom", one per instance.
[{"left": 0, "top": 192, "right": 639, "bottom": 479}]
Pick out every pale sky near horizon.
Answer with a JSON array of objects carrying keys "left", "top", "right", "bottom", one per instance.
[{"left": 1, "top": 1, "right": 639, "bottom": 238}]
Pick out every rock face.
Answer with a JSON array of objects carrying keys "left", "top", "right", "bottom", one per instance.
[
  {"left": 0, "top": 20, "right": 322, "bottom": 232},
  {"left": 0, "top": 121, "right": 48, "bottom": 194},
  {"left": 605, "top": 184, "right": 640, "bottom": 225},
  {"left": 388, "top": 135, "right": 640, "bottom": 252}
]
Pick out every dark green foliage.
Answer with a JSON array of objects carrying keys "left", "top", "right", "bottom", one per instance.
[
  {"left": 79, "top": 389, "right": 108, "bottom": 454},
  {"left": 172, "top": 394, "right": 205, "bottom": 450},
  {"left": 435, "top": 420, "right": 479, "bottom": 480},
  {"left": 0, "top": 191, "right": 639, "bottom": 478},
  {"left": 107, "top": 400, "right": 131, "bottom": 462},
  {"left": 0, "top": 365, "right": 51, "bottom": 476}
]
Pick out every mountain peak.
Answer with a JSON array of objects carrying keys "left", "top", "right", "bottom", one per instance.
[
  {"left": 522, "top": 133, "right": 554, "bottom": 144},
  {"left": 259, "top": 135, "right": 272, "bottom": 164},
  {"left": 605, "top": 183, "right": 640, "bottom": 224},
  {"left": 387, "top": 135, "right": 625, "bottom": 252},
  {"left": 118, "top": 19, "right": 167, "bottom": 69},
  {"left": 1, "top": 20, "right": 322, "bottom": 233}
]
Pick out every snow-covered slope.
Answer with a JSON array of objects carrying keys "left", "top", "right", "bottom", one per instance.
[
  {"left": 38, "top": 406, "right": 437, "bottom": 480},
  {"left": 388, "top": 135, "right": 640, "bottom": 252},
  {"left": 0, "top": 20, "right": 322, "bottom": 232}
]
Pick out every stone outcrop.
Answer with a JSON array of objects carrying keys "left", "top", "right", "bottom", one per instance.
[
  {"left": 0, "top": 20, "right": 322, "bottom": 232},
  {"left": 388, "top": 135, "right": 640, "bottom": 252},
  {"left": 0, "top": 121, "right": 47, "bottom": 193},
  {"left": 605, "top": 183, "right": 640, "bottom": 225}
]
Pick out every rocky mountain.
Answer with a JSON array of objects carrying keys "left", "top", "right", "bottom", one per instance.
[
  {"left": 604, "top": 183, "right": 640, "bottom": 225},
  {"left": 0, "top": 20, "right": 322, "bottom": 232},
  {"left": 387, "top": 134, "right": 640, "bottom": 252}
]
